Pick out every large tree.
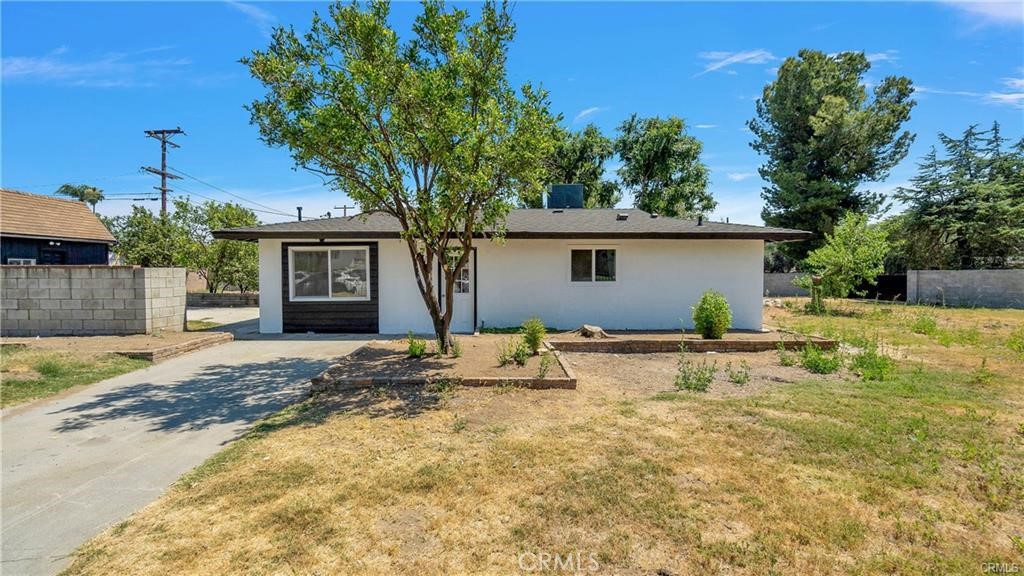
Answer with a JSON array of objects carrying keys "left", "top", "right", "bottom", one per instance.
[
  {"left": 614, "top": 114, "right": 714, "bottom": 218},
  {"left": 244, "top": 0, "right": 555, "bottom": 351},
  {"left": 536, "top": 123, "right": 620, "bottom": 208},
  {"left": 895, "top": 123, "right": 1024, "bottom": 269},
  {"left": 55, "top": 183, "right": 105, "bottom": 212},
  {"left": 749, "top": 49, "right": 915, "bottom": 260},
  {"left": 173, "top": 198, "right": 260, "bottom": 293},
  {"left": 106, "top": 206, "right": 181, "bottom": 267}
]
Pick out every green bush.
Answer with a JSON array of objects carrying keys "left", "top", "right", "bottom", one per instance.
[
  {"left": 33, "top": 358, "right": 67, "bottom": 378},
  {"left": 726, "top": 360, "right": 750, "bottom": 385},
  {"left": 521, "top": 317, "right": 546, "bottom": 355},
  {"left": 512, "top": 338, "right": 531, "bottom": 366},
  {"left": 675, "top": 356, "right": 716, "bottom": 392},
  {"left": 407, "top": 331, "right": 427, "bottom": 358},
  {"left": 450, "top": 336, "right": 463, "bottom": 358},
  {"left": 1009, "top": 326, "right": 1024, "bottom": 356},
  {"left": 910, "top": 312, "right": 938, "bottom": 336},
  {"left": 849, "top": 343, "right": 897, "bottom": 381},
  {"left": 537, "top": 353, "right": 553, "bottom": 378},
  {"left": 776, "top": 342, "right": 796, "bottom": 367},
  {"left": 800, "top": 342, "right": 842, "bottom": 374},
  {"left": 692, "top": 290, "right": 732, "bottom": 339},
  {"left": 496, "top": 336, "right": 531, "bottom": 367}
]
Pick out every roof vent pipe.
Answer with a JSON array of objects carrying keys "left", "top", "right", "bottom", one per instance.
[
  {"left": 650, "top": 212, "right": 658, "bottom": 218},
  {"left": 616, "top": 213, "right": 629, "bottom": 221},
  {"left": 697, "top": 215, "right": 703, "bottom": 226}
]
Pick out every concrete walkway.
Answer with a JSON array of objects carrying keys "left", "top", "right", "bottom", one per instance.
[{"left": 1, "top": 324, "right": 367, "bottom": 575}]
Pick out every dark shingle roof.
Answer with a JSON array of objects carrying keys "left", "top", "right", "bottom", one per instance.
[
  {"left": 0, "top": 189, "right": 116, "bottom": 243},
  {"left": 213, "top": 209, "right": 810, "bottom": 242}
]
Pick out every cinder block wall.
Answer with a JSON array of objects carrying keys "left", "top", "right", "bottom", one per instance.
[
  {"left": 907, "top": 270, "right": 1024, "bottom": 309},
  {"left": 1, "top": 266, "right": 186, "bottom": 336},
  {"left": 186, "top": 292, "right": 259, "bottom": 307},
  {"left": 763, "top": 272, "right": 809, "bottom": 297}
]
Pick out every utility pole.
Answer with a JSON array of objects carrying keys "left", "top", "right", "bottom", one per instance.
[
  {"left": 142, "top": 127, "right": 185, "bottom": 216},
  {"left": 297, "top": 207, "right": 303, "bottom": 221},
  {"left": 334, "top": 204, "right": 355, "bottom": 217}
]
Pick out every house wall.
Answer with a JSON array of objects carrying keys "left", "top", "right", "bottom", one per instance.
[
  {"left": 0, "top": 266, "right": 185, "bottom": 336},
  {"left": 1, "top": 237, "right": 109, "bottom": 265},
  {"left": 257, "top": 237, "right": 765, "bottom": 333}
]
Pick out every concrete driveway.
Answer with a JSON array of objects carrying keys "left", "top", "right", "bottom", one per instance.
[{"left": 1, "top": 318, "right": 368, "bottom": 575}]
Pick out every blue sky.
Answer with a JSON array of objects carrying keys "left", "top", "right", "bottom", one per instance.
[{"left": 2, "top": 1, "right": 1022, "bottom": 224}]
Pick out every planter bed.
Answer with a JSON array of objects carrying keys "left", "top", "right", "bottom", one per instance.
[
  {"left": 547, "top": 330, "right": 837, "bottom": 354},
  {"left": 115, "top": 332, "right": 234, "bottom": 362},
  {"left": 311, "top": 334, "right": 576, "bottom": 393}
]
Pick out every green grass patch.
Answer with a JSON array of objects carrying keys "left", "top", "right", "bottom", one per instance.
[
  {"left": 1, "top": 348, "right": 149, "bottom": 407},
  {"left": 186, "top": 319, "right": 221, "bottom": 331}
]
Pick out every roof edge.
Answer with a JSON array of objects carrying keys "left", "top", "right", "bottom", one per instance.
[{"left": 213, "top": 230, "right": 812, "bottom": 242}]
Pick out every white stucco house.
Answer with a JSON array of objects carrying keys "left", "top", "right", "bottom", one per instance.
[{"left": 214, "top": 206, "right": 809, "bottom": 335}]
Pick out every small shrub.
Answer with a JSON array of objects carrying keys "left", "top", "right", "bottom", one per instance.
[
  {"left": 521, "top": 317, "right": 546, "bottom": 355},
  {"left": 800, "top": 342, "right": 842, "bottom": 374},
  {"left": 910, "top": 312, "right": 938, "bottom": 336},
  {"left": 849, "top": 343, "right": 898, "bottom": 381},
  {"left": 692, "top": 290, "right": 732, "bottom": 339},
  {"left": 970, "top": 358, "right": 995, "bottom": 385},
  {"left": 1008, "top": 326, "right": 1024, "bottom": 356},
  {"left": 726, "top": 360, "right": 750, "bottom": 385},
  {"left": 450, "top": 336, "right": 463, "bottom": 358},
  {"left": 777, "top": 342, "right": 796, "bottom": 367},
  {"left": 33, "top": 358, "right": 67, "bottom": 378},
  {"left": 407, "top": 331, "right": 427, "bottom": 358},
  {"left": 496, "top": 337, "right": 531, "bottom": 367},
  {"left": 537, "top": 352, "right": 554, "bottom": 378},
  {"left": 675, "top": 344, "right": 716, "bottom": 392},
  {"left": 512, "top": 338, "right": 531, "bottom": 366}
]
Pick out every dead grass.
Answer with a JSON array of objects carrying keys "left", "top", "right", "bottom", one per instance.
[
  {"left": 1, "top": 343, "right": 149, "bottom": 407},
  {"left": 63, "top": 301, "right": 1024, "bottom": 575}
]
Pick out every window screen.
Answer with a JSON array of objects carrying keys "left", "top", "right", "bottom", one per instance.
[{"left": 571, "top": 250, "right": 592, "bottom": 282}]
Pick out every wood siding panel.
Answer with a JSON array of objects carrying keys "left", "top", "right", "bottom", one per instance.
[{"left": 281, "top": 242, "right": 379, "bottom": 333}]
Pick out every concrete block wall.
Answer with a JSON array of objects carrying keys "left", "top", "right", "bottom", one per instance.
[
  {"left": 907, "top": 269, "right": 1024, "bottom": 309},
  {"left": 186, "top": 292, "right": 259, "bottom": 307},
  {"left": 763, "top": 273, "right": 809, "bottom": 297},
  {"left": 1, "top": 266, "right": 186, "bottom": 336}
]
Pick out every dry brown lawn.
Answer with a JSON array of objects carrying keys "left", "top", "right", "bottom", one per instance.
[{"left": 64, "top": 300, "right": 1024, "bottom": 575}]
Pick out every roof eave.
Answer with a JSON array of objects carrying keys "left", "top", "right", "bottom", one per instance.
[{"left": 0, "top": 232, "right": 116, "bottom": 244}]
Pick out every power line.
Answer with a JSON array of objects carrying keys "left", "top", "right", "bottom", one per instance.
[
  {"left": 171, "top": 184, "right": 297, "bottom": 218},
  {"left": 167, "top": 166, "right": 298, "bottom": 218},
  {"left": 5, "top": 172, "right": 144, "bottom": 192}
]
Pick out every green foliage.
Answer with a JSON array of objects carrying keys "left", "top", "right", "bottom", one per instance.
[
  {"left": 244, "top": 1, "right": 557, "bottom": 353},
  {"left": 970, "top": 358, "right": 995, "bottom": 385},
  {"left": 406, "top": 332, "right": 427, "bottom": 359},
  {"left": 726, "top": 360, "right": 750, "bottom": 385},
  {"left": 171, "top": 198, "right": 260, "bottom": 293},
  {"left": 749, "top": 49, "right": 915, "bottom": 260},
  {"left": 106, "top": 206, "right": 182, "bottom": 267},
  {"left": 521, "top": 317, "right": 546, "bottom": 355},
  {"left": 675, "top": 353, "right": 716, "bottom": 392},
  {"left": 910, "top": 312, "right": 939, "bottom": 335},
  {"left": 33, "top": 358, "right": 67, "bottom": 378},
  {"left": 55, "top": 183, "right": 105, "bottom": 211},
  {"left": 449, "top": 336, "right": 463, "bottom": 358},
  {"left": 1008, "top": 326, "right": 1024, "bottom": 356},
  {"left": 2, "top": 349, "right": 148, "bottom": 407},
  {"left": 496, "top": 336, "right": 530, "bottom": 367},
  {"left": 798, "top": 212, "right": 890, "bottom": 300},
  {"left": 800, "top": 342, "right": 843, "bottom": 374},
  {"left": 849, "top": 343, "right": 898, "bottom": 381},
  {"left": 895, "top": 122, "right": 1024, "bottom": 270},
  {"left": 512, "top": 338, "right": 531, "bottom": 367},
  {"left": 692, "top": 290, "right": 732, "bottom": 339},
  {"left": 614, "top": 114, "right": 714, "bottom": 217},
  {"left": 537, "top": 352, "right": 553, "bottom": 378},
  {"left": 536, "top": 124, "right": 620, "bottom": 208},
  {"left": 777, "top": 342, "right": 797, "bottom": 367}
]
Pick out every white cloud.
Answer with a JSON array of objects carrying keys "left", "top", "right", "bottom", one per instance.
[
  {"left": 572, "top": 106, "right": 608, "bottom": 123},
  {"left": 226, "top": 1, "right": 277, "bottom": 38},
  {"left": 917, "top": 77, "right": 1024, "bottom": 109},
  {"left": 694, "top": 49, "right": 776, "bottom": 77},
  {"left": 694, "top": 124, "right": 717, "bottom": 129},
  {"left": 1002, "top": 76, "right": 1024, "bottom": 89},
  {"left": 865, "top": 50, "right": 900, "bottom": 64},
  {"left": 1, "top": 46, "right": 190, "bottom": 88},
  {"left": 943, "top": 1, "right": 1024, "bottom": 26},
  {"left": 726, "top": 172, "right": 756, "bottom": 182}
]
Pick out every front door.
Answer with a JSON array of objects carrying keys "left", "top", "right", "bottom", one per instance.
[{"left": 442, "top": 250, "right": 475, "bottom": 334}]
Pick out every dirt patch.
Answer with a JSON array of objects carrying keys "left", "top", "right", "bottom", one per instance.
[
  {"left": 1, "top": 330, "right": 231, "bottom": 353},
  {"left": 550, "top": 329, "right": 809, "bottom": 342},
  {"left": 320, "top": 334, "right": 568, "bottom": 382}
]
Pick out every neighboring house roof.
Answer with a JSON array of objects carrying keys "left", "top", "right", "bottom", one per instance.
[
  {"left": 214, "top": 208, "right": 811, "bottom": 242},
  {"left": 0, "top": 189, "right": 116, "bottom": 244}
]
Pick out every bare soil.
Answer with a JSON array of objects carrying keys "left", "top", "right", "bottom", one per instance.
[
  {"left": 2, "top": 330, "right": 230, "bottom": 353},
  {"left": 329, "top": 334, "right": 568, "bottom": 380},
  {"left": 549, "top": 329, "right": 812, "bottom": 342}
]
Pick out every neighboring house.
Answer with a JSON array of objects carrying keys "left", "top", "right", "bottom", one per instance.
[
  {"left": 0, "top": 189, "right": 115, "bottom": 265},
  {"left": 214, "top": 195, "right": 809, "bottom": 334}
]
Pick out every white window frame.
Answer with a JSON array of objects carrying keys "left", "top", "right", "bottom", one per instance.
[
  {"left": 6, "top": 258, "right": 37, "bottom": 265},
  {"left": 568, "top": 245, "right": 618, "bottom": 284},
  {"left": 288, "top": 245, "right": 371, "bottom": 302}
]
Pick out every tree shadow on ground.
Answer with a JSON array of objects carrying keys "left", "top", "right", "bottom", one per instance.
[
  {"left": 313, "top": 383, "right": 452, "bottom": 421},
  {"left": 51, "top": 357, "right": 327, "bottom": 434}
]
